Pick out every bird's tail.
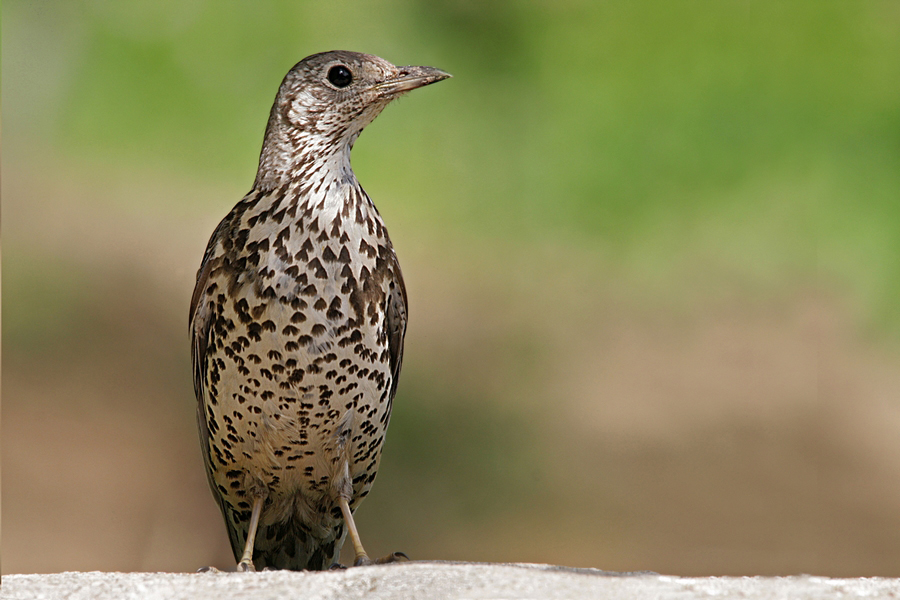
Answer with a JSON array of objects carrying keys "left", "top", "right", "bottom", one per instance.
[{"left": 225, "top": 505, "right": 347, "bottom": 570}]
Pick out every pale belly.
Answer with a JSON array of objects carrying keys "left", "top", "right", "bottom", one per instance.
[{"left": 201, "top": 282, "right": 393, "bottom": 523}]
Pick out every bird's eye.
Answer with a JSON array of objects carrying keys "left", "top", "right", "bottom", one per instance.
[{"left": 327, "top": 65, "right": 353, "bottom": 88}]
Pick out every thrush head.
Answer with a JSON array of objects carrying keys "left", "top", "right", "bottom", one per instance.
[{"left": 256, "top": 50, "right": 451, "bottom": 188}]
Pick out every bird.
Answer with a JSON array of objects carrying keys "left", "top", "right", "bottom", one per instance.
[{"left": 189, "top": 50, "right": 450, "bottom": 571}]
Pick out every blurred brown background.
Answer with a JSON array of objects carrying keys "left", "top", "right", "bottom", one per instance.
[{"left": 4, "top": 1, "right": 900, "bottom": 576}]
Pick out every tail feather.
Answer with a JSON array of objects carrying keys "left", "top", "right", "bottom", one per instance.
[{"left": 225, "top": 506, "right": 346, "bottom": 570}]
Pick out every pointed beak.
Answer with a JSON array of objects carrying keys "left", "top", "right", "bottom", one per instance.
[{"left": 373, "top": 65, "right": 452, "bottom": 97}]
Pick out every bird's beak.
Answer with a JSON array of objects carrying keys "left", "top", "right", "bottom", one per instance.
[{"left": 373, "top": 66, "right": 452, "bottom": 97}]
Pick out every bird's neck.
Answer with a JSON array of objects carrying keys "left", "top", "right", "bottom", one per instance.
[
  {"left": 255, "top": 126, "right": 359, "bottom": 185},
  {"left": 243, "top": 127, "right": 380, "bottom": 233}
]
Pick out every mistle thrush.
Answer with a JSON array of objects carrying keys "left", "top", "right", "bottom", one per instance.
[{"left": 190, "top": 51, "right": 450, "bottom": 571}]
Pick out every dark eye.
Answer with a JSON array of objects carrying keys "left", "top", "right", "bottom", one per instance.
[{"left": 327, "top": 65, "right": 353, "bottom": 88}]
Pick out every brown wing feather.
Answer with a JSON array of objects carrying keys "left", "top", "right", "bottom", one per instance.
[
  {"left": 385, "top": 257, "right": 408, "bottom": 401},
  {"left": 189, "top": 233, "right": 247, "bottom": 558},
  {"left": 190, "top": 254, "right": 219, "bottom": 480}
]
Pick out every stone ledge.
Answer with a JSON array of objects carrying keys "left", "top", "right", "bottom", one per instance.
[{"left": 3, "top": 561, "right": 898, "bottom": 600}]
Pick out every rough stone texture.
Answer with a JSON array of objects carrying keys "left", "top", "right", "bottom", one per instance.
[{"left": 3, "top": 562, "right": 899, "bottom": 600}]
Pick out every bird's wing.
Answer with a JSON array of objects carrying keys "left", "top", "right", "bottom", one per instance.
[
  {"left": 190, "top": 251, "right": 220, "bottom": 484},
  {"left": 189, "top": 225, "right": 248, "bottom": 560},
  {"left": 190, "top": 213, "right": 235, "bottom": 437},
  {"left": 385, "top": 255, "right": 408, "bottom": 400}
]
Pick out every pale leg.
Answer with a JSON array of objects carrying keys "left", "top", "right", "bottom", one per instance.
[
  {"left": 237, "top": 497, "right": 264, "bottom": 572},
  {"left": 338, "top": 497, "right": 371, "bottom": 566},
  {"left": 338, "top": 497, "right": 409, "bottom": 566}
]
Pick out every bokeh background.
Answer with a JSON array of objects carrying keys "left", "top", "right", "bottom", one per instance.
[{"left": 4, "top": 0, "right": 900, "bottom": 576}]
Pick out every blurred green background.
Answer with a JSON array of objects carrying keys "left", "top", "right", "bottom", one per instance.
[{"left": 4, "top": 0, "right": 900, "bottom": 576}]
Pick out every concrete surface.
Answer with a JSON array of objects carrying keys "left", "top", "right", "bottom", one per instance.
[{"left": 3, "top": 562, "right": 899, "bottom": 600}]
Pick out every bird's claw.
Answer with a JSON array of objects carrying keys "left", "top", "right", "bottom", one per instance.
[
  {"left": 376, "top": 551, "right": 410, "bottom": 564},
  {"left": 354, "top": 551, "right": 409, "bottom": 566},
  {"left": 236, "top": 560, "right": 256, "bottom": 572}
]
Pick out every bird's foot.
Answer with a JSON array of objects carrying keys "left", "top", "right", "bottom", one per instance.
[
  {"left": 328, "top": 562, "right": 348, "bottom": 570},
  {"left": 236, "top": 559, "right": 256, "bottom": 572},
  {"left": 197, "top": 566, "right": 221, "bottom": 573},
  {"left": 354, "top": 551, "right": 409, "bottom": 566},
  {"left": 377, "top": 551, "right": 410, "bottom": 564}
]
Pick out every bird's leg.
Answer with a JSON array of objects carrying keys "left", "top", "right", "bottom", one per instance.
[
  {"left": 237, "top": 496, "right": 264, "bottom": 572},
  {"left": 338, "top": 497, "right": 371, "bottom": 566},
  {"left": 338, "top": 497, "right": 409, "bottom": 566}
]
